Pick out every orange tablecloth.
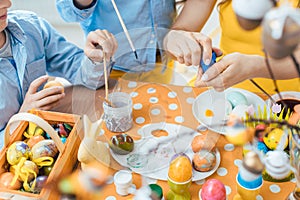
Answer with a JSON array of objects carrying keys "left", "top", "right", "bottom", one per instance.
[{"left": 100, "top": 79, "right": 295, "bottom": 200}]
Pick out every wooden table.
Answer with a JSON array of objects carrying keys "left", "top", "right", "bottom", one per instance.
[{"left": 52, "top": 78, "right": 296, "bottom": 200}]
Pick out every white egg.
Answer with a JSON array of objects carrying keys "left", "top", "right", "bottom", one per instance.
[{"left": 265, "top": 150, "right": 291, "bottom": 180}]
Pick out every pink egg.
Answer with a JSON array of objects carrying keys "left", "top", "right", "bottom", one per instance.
[{"left": 200, "top": 179, "right": 226, "bottom": 200}]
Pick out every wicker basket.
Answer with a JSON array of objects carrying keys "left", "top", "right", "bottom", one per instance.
[{"left": 0, "top": 110, "right": 82, "bottom": 200}]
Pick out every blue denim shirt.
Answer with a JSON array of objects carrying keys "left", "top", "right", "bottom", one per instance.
[
  {"left": 56, "top": 0, "right": 176, "bottom": 72},
  {"left": 0, "top": 11, "right": 109, "bottom": 147}
]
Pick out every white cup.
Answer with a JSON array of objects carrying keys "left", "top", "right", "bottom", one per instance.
[{"left": 114, "top": 170, "right": 134, "bottom": 196}]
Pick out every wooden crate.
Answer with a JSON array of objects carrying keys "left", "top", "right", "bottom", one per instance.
[{"left": 0, "top": 110, "right": 83, "bottom": 200}]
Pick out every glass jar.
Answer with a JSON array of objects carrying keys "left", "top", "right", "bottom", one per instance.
[{"left": 103, "top": 92, "right": 133, "bottom": 132}]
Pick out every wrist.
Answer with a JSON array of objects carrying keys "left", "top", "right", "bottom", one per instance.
[{"left": 249, "top": 55, "right": 268, "bottom": 79}]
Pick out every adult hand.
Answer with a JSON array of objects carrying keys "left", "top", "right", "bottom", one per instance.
[
  {"left": 19, "top": 75, "right": 65, "bottom": 112},
  {"left": 163, "top": 30, "right": 221, "bottom": 66},
  {"left": 84, "top": 29, "right": 118, "bottom": 63},
  {"left": 195, "top": 53, "right": 264, "bottom": 91}
]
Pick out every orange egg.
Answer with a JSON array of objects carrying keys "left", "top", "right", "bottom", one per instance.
[
  {"left": 43, "top": 80, "right": 64, "bottom": 93},
  {"left": 191, "top": 135, "right": 215, "bottom": 153},
  {"left": 0, "top": 172, "right": 22, "bottom": 190},
  {"left": 27, "top": 135, "right": 45, "bottom": 149},
  {"left": 168, "top": 155, "right": 192, "bottom": 182},
  {"left": 192, "top": 150, "right": 216, "bottom": 172}
]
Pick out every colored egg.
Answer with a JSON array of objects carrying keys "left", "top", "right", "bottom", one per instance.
[
  {"left": 42, "top": 163, "right": 54, "bottom": 176},
  {"left": 27, "top": 135, "right": 45, "bottom": 149},
  {"left": 31, "top": 139, "right": 58, "bottom": 161},
  {"left": 31, "top": 175, "right": 48, "bottom": 193},
  {"left": 191, "top": 135, "right": 215, "bottom": 153},
  {"left": 10, "top": 160, "right": 39, "bottom": 182},
  {"left": 225, "top": 126, "right": 255, "bottom": 146},
  {"left": 6, "top": 141, "right": 30, "bottom": 165},
  {"left": 226, "top": 91, "right": 248, "bottom": 108},
  {"left": 109, "top": 133, "right": 134, "bottom": 155},
  {"left": 193, "top": 150, "right": 216, "bottom": 172},
  {"left": 200, "top": 179, "right": 226, "bottom": 200},
  {"left": 0, "top": 172, "right": 22, "bottom": 190},
  {"left": 168, "top": 154, "right": 192, "bottom": 182},
  {"left": 263, "top": 128, "right": 288, "bottom": 150}
]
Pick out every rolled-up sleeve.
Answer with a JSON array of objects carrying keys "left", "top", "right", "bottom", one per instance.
[
  {"left": 56, "top": 0, "right": 97, "bottom": 22},
  {"left": 75, "top": 57, "right": 113, "bottom": 90}
]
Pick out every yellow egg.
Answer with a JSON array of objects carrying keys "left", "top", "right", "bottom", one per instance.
[
  {"left": 225, "top": 127, "right": 255, "bottom": 146},
  {"left": 263, "top": 128, "right": 287, "bottom": 150},
  {"left": 6, "top": 141, "right": 30, "bottom": 165},
  {"left": 168, "top": 155, "right": 192, "bottom": 182}
]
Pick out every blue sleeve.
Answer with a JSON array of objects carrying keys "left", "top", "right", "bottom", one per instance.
[
  {"left": 56, "top": 0, "right": 97, "bottom": 22},
  {"left": 37, "top": 16, "right": 107, "bottom": 89}
]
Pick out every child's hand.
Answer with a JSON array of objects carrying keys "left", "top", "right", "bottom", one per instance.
[
  {"left": 19, "top": 75, "right": 65, "bottom": 112},
  {"left": 84, "top": 29, "right": 118, "bottom": 62}
]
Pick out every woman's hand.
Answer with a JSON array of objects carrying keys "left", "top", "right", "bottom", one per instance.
[
  {"left": 84, "top": 29, "right": 118, "bottom": 63},
  {"left": 163, "top": 30, "right": 222, "bottom": 67},
  {"left": 195, "top": 53, "right": 265, "bottom": 91},
  {"left": 19, "top": 75, "right": 65, "bottom": 112}
]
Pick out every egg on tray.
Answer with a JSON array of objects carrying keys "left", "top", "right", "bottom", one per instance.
[
  {"left": 191, "top": 135, "right": 216, "bottom": 153},
  {"left": 168, "top": 153, "right": 193, "bottom": 182},
  {"left": 192, "top": 149, "right": 216, "bottom": 172}
]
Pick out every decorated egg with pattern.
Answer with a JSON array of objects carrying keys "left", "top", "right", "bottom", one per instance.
[
  {"left": 6, "top": 141, "right": 30, "bottom": 165},
  {"left": 193, "top": 150, "right": 216, "bottom": 172}
]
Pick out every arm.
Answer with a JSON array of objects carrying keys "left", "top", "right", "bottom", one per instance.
[
  {"left": 172, "top": 0, "right": 217, "bottom": 32},
  {"left": 56, "top": 0, "right": 97, "bottom": 22},
  {"left": 163, "top": 0, "right": 218, "bottom": 67},
  {"left": 38, "top": 16, "right": 117, "bottom": 89},
  {"left": 195, "top": 47, "right": 300, "bottom": 91}
]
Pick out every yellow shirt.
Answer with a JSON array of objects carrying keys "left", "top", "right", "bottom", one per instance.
[
  {"left": 219, "top": 0, "right": 300, "bottom": 93},
  {"left": 191, "top": 0, "right": 300, "bottom": 94}
]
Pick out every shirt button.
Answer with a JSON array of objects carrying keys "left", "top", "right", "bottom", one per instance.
[
  {"left": 149, "top": 40, "right": 154, "bottom": 44},
  {"left": 151, "top": 34, "right": 155, "bottom": 38}
]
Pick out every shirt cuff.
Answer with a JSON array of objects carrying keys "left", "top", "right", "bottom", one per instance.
[{"left": 71, "top": 0, "right": 97, "bottom": 18}]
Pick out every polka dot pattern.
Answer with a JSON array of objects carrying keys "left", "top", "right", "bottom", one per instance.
[
  {"left": 135, "top": 117, "right": 145, "bottom": 124},
  {"left": 151, "top": 108, "right": 161, "bottom": 115},
  {"left": 217, "top": 167, "right": 228, "bottom": 176},
  {"left": 225, "top": 185, "right": 231, "bottom": 195},
  {"left": 269, "top": 184, "right": 281, "bottom": 193},
  {"left": 175, "top": 116, "right": 184, "bottom": 123},
  {"left": 101, "top": 79, "right": 295, "bottom": 200},
  {"left": 99, "top": 129, "right": 105, "bottom": 135},
  {"left": 147, "top": 88, "right": 156, "bottom": 93},
  {"left": 197, "top": 125, "right": 208, "bottom": 132},
  {"left": 106, "top": 175, "right": 114, "bottom": 184},
  {"left": 105, "top": 196, "right": 116, "bottom": 200},
  {"left": 183, "top": 87, "right": 193, "bottom": 93},
  {"left": 128, "top": 81, "right": 137, "bottom": 88},
  {"left": 168, "top": 91, "right": 177, "bottom": 98},
  {"left": 168, "top": 103, "right": 178, "bottom": 110},
  {"left": 186, "top": 97, "right": 195, "bottom": 104},
  {"left": 224, "top": 144, "right": 235, "bottom": 152},
  {"left": 195, "top": 179, "right": 206, "bottom": 185},
  {"left": 149, "top": 97, "right": 159, "bottom": 103},
  {"left": 130, "top": 91, "right": 139, "bottom": 98},
  {"left": 234, "top": 159, "right": 242, "bottom": 167},
  {"left": 133, "top": 103, "right": 143, "bottom": 110}
]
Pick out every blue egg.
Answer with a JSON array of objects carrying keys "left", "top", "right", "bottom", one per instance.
[
  {"left": 226, "top": 91, "right": 248, "bottom": 108},
  {"left": 61, "top": 137, "right": 67, "bottom": 144},
  {"left": 256, "top": 141, "right": 269, "bottom": 154}
]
